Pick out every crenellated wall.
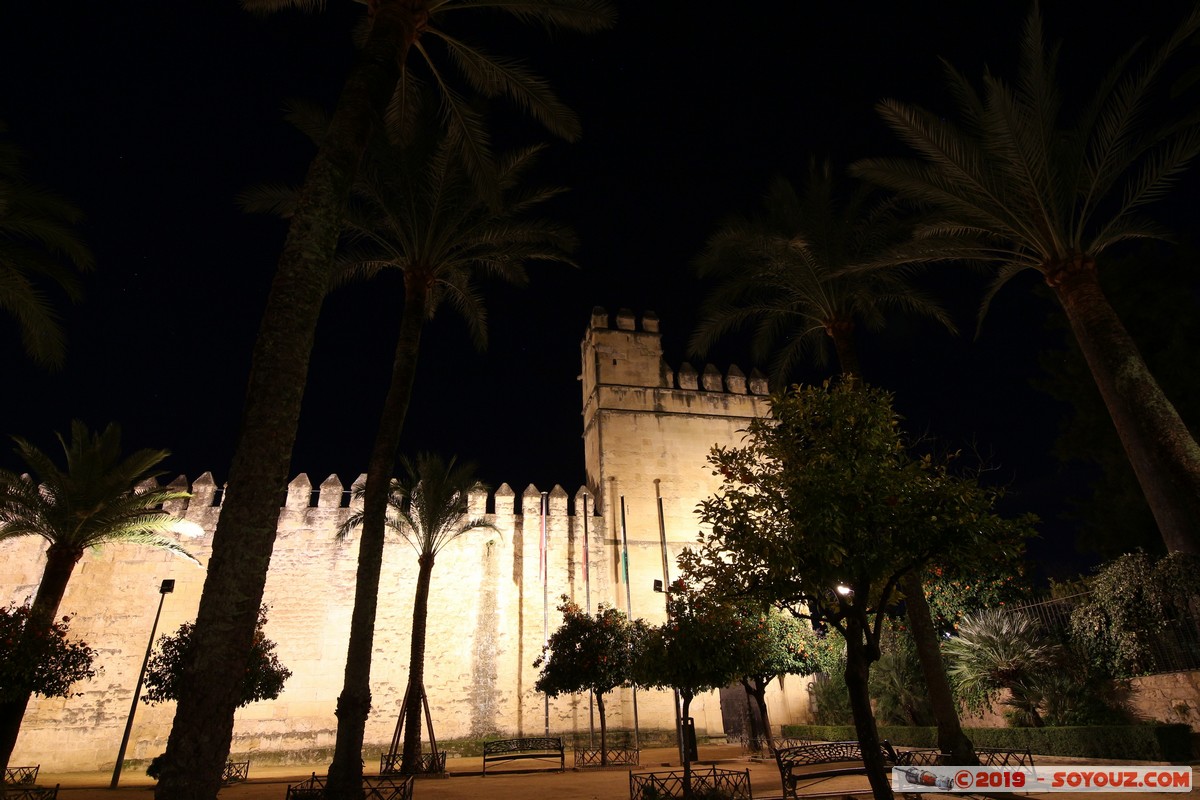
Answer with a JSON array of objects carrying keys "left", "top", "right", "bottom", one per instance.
[{"left": 0, "top": 309, "right": 811, "bottom": 772}]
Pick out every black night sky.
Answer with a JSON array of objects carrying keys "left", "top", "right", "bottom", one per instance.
[{"left": 1, "top": 2, "right": 1197, "bottom": 581}]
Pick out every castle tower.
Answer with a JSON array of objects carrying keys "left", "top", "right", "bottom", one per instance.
[{"left": 581, "top": 307, "right": 769, "bottom": 621}]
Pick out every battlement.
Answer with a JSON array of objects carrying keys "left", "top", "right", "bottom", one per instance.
[
  {"left": 153, "top": 473, "right": 596, "bottom": 518},
  {"left": 582, "top": 306, "right": 769, "bottom": 398}
]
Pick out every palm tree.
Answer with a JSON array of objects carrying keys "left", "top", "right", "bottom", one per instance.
[
  {"left": 0, "top": 422, "right": 192, "bottom": 772},
  {"left": 690, "top": 162, "right": 954, "bottom": 383},
  {"left": 160, "top": 4, "right": 612, "bottom": 797},
  {"left": 851, "top": 6, "right": 1200, "bottom": 554},
  {"left": 692, "top": 163, "right": 977, "bottom": 763},
  {"left": 326, "top": 130, "right": 574, "bottom": 791},
  {"left": 0, "top": 123, "right": 93, "bottom": 369},
  {"left": 338, "top": 454, "right": 492, "bottom": 774}
]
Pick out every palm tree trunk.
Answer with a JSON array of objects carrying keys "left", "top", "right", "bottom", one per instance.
[
  {"left": 596, "top": 692, "right": 607, "bottom": 766},
  {"left": 827, "top": 319, "right": 861, "bottom": 377},
  {"left": 1050, "top": 258, "right": 1200, "bottom": 554},
  {"left": 400, "top": 554, "right": 435, "bottom": 773},
  {"left": 154, "top": 7, "right": 410, "bottom": 800},
  {"left": 898, "top": 572, "right": 975, "bottom": 765},
  {"left": 0, "top": 545, "right": 81, "bottom": 773},
  {"left": 326, "top": 285, "right": 427, "bottom": 797},
  {"left": 844, "top": 614, "right": 892, "bottom": 800}
]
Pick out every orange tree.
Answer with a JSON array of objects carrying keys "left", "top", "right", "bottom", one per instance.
[
  {"left": 534, "top": 598, "right": 647, "bottom": 765},
  {"left": 719, "top": 601, "right": 823, "bottom": 753},
  {"left": 690, "top": 380, "right": 1033, "bottom": 800},
  {"left": 0, "top": 605, "right": 96, "bottom": 705},
  {"left": 143, "top": 606, "right": 290, "bottom": 709}
]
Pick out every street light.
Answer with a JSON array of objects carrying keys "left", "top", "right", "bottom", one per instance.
[
  {"left": 110, "top": 578, "right": 174, "bottom": 789},
  {"left": 652, "top": 580, "right": 690, "bottom": 766}
]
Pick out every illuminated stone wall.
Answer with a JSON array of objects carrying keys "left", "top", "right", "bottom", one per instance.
[{"left": 0, "top": 309, "right": 815, "bottom": 772}]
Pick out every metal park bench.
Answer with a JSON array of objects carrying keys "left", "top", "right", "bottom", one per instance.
[
  {"left": 775, "top": 740, "right": 899, "bottom": 798},
  {"left": 481, "top": 737, "right": 565, "bottom": 775}
]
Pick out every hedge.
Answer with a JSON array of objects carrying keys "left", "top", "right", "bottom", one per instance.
[{"left": 779, "top": 724, "right": 1192, "bottom": 762}]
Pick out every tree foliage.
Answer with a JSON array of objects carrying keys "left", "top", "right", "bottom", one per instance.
[
  {"left": 534, "top": 597, "right": 646, "bottom": 700},
  {"left": 1069, "top": 551, "right": 1200, "bottom": 677},
  {"left": 853, "top": 5, "right": 1200, "bottom": 553},
  {"left": 688, "top": 380, "right": 1033, "bottom": 798},
  {"left": 0, "top": 122, "right": 94, "bottom": 370},
  {"left": 144, "top": 606, "right": 291, "bottom": 708},
  {"left": 0, "top": 605, "right": 96, "bottom": 703}
]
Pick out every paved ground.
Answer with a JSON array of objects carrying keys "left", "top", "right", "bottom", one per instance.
[{"left": 34, "top": 744, "right": 1200, "bottom": 800}]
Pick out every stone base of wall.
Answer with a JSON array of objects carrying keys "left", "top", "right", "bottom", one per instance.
[{"left": 1129, "top": 670, "right": 1200, "bottom": 731}]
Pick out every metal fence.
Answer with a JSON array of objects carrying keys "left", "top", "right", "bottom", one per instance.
[{"left": 1010, "top": 593, "right": 1200, "bottom": 675}]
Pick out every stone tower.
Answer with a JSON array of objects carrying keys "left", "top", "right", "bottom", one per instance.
[{"left": 580, "top": 307, "right": 769, "bottom": 624}]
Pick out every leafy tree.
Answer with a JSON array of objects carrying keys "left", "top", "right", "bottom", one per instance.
[
  {"left": 690, "top": 163, "right": 953, "bottom": 383},
  {"left": 0, "top": 605, "right": 96, "bottom": 704},
  {"left": 339, "top": 453, "right": 491, "bottom": 775},
  {"left": 852, "top": 5, "right": 1200, "bottom": 554},
  {"left": 722, "top": 602, "right": 821, "bottom": 752},
  {"left": 692, "top": 161, "right": 976, "bottom": 762},
  {"left": 0, "top": 422, "right": 191, "bottom": 773},
  {"left": 688, "top": 381, "right": 1033, "bottom": 799},
  {"left": 0, "top": 122, "right": 93, "bottom": 370},
  {"left": 635, "top": 583, "right": 741, "bottom": 795},
  {"left": 143, "top": 606, "right": 291, "bottom": 708},
  {"left": 162, "top": 4, "right": 613, "bottom": 797},
  {"left": 534, "top": 598, "right": 648, "bottom": 765},
  {"left": 1069, "top": 551, "right": 1200, "bottom": 677}
]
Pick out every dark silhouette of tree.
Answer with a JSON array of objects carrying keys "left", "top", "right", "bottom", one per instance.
[
  {"left": 159, "top": 3, "right": 612, "bottom": 797},
  {"left": 0, "top": 122, "right": 93, "bottom": 369},
  {"left": 690, "top": 163, "right": 953, "bottom": 383},
  {"left": 853, "top": 5, "right": 1200, "bottom": 555},
  {"left": 0, "top": 422, "right": 191, "bottom": 773}
]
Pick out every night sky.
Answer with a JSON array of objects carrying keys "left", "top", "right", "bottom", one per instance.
[{"left": 1, "top": 2, "right": 1197, "bottom": 580}]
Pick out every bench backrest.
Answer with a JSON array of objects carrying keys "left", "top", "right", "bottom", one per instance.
[
  {"left": 484, "top": 737, "right": 563, "bottom": 755},
  {"left": 776, "top": 740, "right": 899, "bottom": 770}
]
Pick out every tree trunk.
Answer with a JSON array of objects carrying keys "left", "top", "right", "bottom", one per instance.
[
  {"left": 154, "top": 8, "right": 410, "bottom": 799},
  {"left": 326, "top": 282, "right": 427, "bottom": 798},
  {"left": 844, "top": 615, "right": 892, "bottom": 800},
  {"left": 596, "top": 692, "right": 607, "bottom": 766},
  {"left": 898, "top": 572, "right": 976, "bottom": 766},
  {"left": 680, "top": 692, "right": 694, "bottom": 799},
  {"left": 741, "top": 676, "right": 775, "bottom": 753},
  {"left": 827, "top": 319, "right": 861, "bottom": 378},
  {"left": 1049, "top": 257, "right": 1200, "bottom": 554},
  {"left": 400, "top": 553, "right": 435, "bottom": 773},
  {"left": 0, "top": 544, "right": 81, "bottom": 773}
]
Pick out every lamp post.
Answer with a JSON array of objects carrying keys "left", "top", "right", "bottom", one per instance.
[
  {"left": 653, "top": 579, "right": 687, "bottom": 766},
  {"left": 110, "top": 578, "right": 174, "bottom": 789}
]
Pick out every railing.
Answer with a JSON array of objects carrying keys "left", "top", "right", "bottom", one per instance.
[
  {"left": 222, "top": 760, "right": 250, "bottom": 784},
  {"left": 1012, "top": 593, "right": 1200, "bottom": 674},
  {"left": 3, "top": 766, "right": 38, "bottom": 786},
  {"left": 574, "top": 746, "right": 640, "bottom": 767},
  {"left": 284, "top": 772, "right": 413, "bottom": 800},
  {"left": 629, "top": 765, "right": 753, "bottom": 800},
  {"left": 379, "top": 751, "right": 446, "bottom": 775}
]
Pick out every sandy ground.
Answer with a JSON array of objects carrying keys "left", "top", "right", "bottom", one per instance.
[{"left": 30, "top": 744, "right": 1200, "bottom": 800}]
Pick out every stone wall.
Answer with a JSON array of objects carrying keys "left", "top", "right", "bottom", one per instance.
[{"left": 1, "top": 308, "right": 812, "bottom": 772}]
